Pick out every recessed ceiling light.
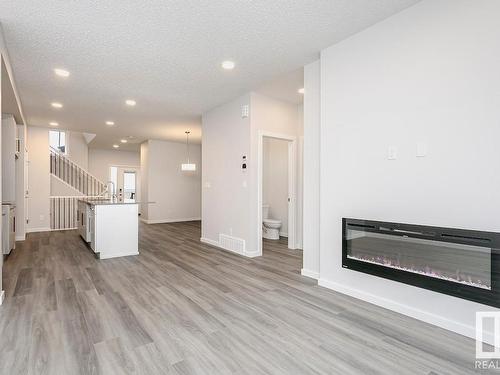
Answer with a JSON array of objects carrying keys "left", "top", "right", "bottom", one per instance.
[
  {"left": 54, "top": 68, "right": 70, "bottom": 78},
  {"left": 125, "top": 99, "right": 136, "bottom": 106},
  {"left": 298, "top": 88, "right": 305, "bottom": 94},
  {"left": 221, "top": 60, "right": 235, "bottom": 70},
  {"left": 105, "top": 121, "right": 115, "bottom": 126},
  {"left": 113, "top": 144, "right": 119, "bottom": 149},
  {"left": 120, "top": 139, "right": 128, "bottom": 143},
  {"left": 49, "top": 122, "right": 59, "bottom": 126},
  {"left": 51, "top": 102, "right": 63, "bottom": 109}
]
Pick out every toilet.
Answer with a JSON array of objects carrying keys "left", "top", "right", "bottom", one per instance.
[{"left": 262, "top": 204, "right": 282, "bottom": 240}]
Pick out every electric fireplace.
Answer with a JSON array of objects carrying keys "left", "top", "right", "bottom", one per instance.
[{"left": 342, "top": 218, "right": 500, "bottom": 307}]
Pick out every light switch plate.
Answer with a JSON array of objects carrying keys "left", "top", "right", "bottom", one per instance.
[
  {"left": 416, "top": 142, "right": 427, "bottom": 157},
  {"left": 241, "top": 104, "right": 249, "bottom": 118},
  {"left": 387, "top": 146, "right": 397, "bottom": 160}
]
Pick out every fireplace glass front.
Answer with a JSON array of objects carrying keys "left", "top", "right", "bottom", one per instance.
[
  {"left": 342, "top": 219, "right": 500, "bottom": 307},
  {"left": 346, "top": 228, "right": 491, "bottom": 290}
]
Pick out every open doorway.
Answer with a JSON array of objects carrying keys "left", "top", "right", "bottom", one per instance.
[
  {"left": 257, "top": 131, "right": 297, "bottom": 256},
  {"left": 109, "top": 166, "right": 140, "bottom": 204}
]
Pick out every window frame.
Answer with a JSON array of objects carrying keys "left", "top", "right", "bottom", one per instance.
[{"left": 49, "top": 130, "right": 68, "bottom": 155}]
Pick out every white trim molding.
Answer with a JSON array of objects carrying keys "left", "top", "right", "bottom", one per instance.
[
  {"left": 318, "top": 277, "right": 494, "bottom": 345},
  {"left": 200, "top": 237, "right": 261, "bottom": 258},
  {"left": 0, "top": 291, "right": 4, "bottom": 305},
  {"left": 26, "top": 227, "right": 52, "bottom": 233},
  {"left": 301, "top": 268, "right": 320, "bottom": 280},
  {"left": 141, "top": 217, "right": 201, "bottom": 224},
  {"left": 257, "top": 130, "right": 298, "bottom": 257},
  {"left": 200, "top": 237, "right": 219, "bottom": 247}
]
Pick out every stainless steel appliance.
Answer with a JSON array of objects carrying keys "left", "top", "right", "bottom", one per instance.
[{"left": 2, "top": 203, "right": 15, "bottom": 255}]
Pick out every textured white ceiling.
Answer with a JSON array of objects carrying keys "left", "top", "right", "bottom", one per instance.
[
  {"left": 256, "top": 68, "right": 304, "bottom": 105},
  {"left": 0, "top": 0, "right": 420, "bottom": 150}
]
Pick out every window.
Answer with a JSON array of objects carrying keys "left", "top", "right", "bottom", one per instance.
[{"left": 49, "top": 130, "right": 66, "bottom": 154}]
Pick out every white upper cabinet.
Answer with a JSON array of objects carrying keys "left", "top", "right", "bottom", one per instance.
[{"left": 2, "top": 114, "right": 17, "bottom": 203}]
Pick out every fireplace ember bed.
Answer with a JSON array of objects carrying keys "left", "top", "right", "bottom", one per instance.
[{"left": 342, "top": 218, "right": 500, "bottom": 308}]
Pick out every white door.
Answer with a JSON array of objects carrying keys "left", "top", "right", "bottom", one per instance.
[{"left": 110, "top": 166, "right": 139, "bottom": 203}]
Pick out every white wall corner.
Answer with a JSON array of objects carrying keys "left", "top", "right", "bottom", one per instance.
[
  {"left": 301, "top": 268, "right": 320, "bottom": 280},
  {"left": 200, "top": 237, "right": 219, "bottom": 247},
  {"left": 244, "top": 250, "right": 261, "bottom": 258},
  {"left": 200, "top": 236, "right": 261, "bottom": 258}
]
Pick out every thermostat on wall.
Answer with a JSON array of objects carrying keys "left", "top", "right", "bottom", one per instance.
[{"left": 242, "top": 155, "right": 247, "bottom": 171}]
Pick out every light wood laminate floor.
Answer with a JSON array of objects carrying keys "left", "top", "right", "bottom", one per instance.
[{"left": 0, "top": 221, "right": 488, "bottom": 374}]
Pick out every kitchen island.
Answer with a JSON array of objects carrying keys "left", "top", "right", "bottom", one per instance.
[{"left": 78, "top": 198, "right": 139, "bottom": 259}]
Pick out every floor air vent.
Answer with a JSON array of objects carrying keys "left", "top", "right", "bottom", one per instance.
[{"left": 219, "top": 234, "right": 246, "bottom": 255}]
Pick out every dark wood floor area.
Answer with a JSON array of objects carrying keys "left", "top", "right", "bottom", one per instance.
[{"left": 0, "top": 221, "right": 484, "bottom": 374}]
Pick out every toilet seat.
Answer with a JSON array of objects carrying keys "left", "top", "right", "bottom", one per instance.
[{"left": 263, "top": 218, "right": 281, "bottom": 225}]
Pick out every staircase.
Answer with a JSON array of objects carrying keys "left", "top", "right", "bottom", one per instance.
[
  {"left": 50, "top": 147, "right": 106, "bottom": 195},
  {"left": 49, "top": 147, "right": 107, "bottom": 230}
]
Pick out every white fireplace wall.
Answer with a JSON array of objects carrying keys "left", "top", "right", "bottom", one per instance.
[{"left": 319, "top": 0, "right": 500, "bottom": 343}]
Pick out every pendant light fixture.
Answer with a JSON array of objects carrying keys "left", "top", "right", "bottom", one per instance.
[{"left": 181, "top": 131, "right": 196, "bottom": 171}]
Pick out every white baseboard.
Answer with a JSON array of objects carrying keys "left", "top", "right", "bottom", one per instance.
[
  {"left": 301, "top": 268, "right": 320, "bottom": 280},
  {"left": 279, "top": 232, "right": 288, "bottom": 237},
  {"left": 99, "top": 251, "right": 139, "bottom": 260},
  {"left": 245, "top": 250, "right": 261, "bottom": 258},
  {"left": 200, "top": 237, "right": 261, "bottom": 258},
  {"left": 318, "top": 277, "right": 493, "bottom": 345},
  {"left": 15, "top": 235, "right": 26, "bottom": 241},
  {"left": 200, "top": 237, "right": 219, "bottom": 247},
  {"left": 141, "top": 217, "right": 201, "bottom": 224},
  {"left": 0, "top": 290, "right": 4, "bottom": 305},
  {"left": 26, "top": 227, "right": 51, "bottom": 233}
]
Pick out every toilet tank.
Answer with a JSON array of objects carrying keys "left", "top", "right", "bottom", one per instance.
[{"left": 262, "top": 204, "right": 270, "bottom": 219}]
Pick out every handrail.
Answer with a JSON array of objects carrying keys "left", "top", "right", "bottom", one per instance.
[{"left": 50, "top": 195, "right": 104, "bottom": 198}]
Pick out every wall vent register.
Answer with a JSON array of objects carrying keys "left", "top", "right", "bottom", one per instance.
[{"left": 342, "top": 218, "right": 500, "bottom": 308}]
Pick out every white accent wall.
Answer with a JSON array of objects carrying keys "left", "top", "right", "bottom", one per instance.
[
  {"left": 249, "top": 93, "right": 302, "bottom": 253},
  {"left": 88, "top": 149, "right": 140, "bottom": 183},
  {"left": 27, "top": 127, "right": 93, "bottom": 231},
  {"left": 140, "top": 142, "right": 149, "bottom": 219},
  {"left": 27, "top": 126, "right": 50, "bottom": 231},
  {"left": 263, "top": 137, "right": 289, "bottom": 236},
  {"left": 140, "top": 139, "right": 201, "bottom": 223},
  {"left": 302, "top": 60, "right": 321, "bottom": 279},
  {"left": 68, "top": 131, "right": 88, "bottom": 169},
  {"left": 2, "top": 115, "right": 16, "bottom": 202},
  {"left": 202, "top": 92, "right": 302, "bottom": 255},
  {"left": 15, "top": 124, "right": 27, "bottom": 240},
  {"left": 202, "top": 94, "right": 252, "bottom": 252},
  {"left": 318, "top": 0, "right": 500, "bottom": 343}
]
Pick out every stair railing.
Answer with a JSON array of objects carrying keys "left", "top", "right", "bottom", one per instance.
[
  {"left": 49, "top": 146, "right": 106, "bottom": 196},
  {"left": 49, "top": 147, "right": 108, "bottom": 230}
]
